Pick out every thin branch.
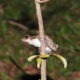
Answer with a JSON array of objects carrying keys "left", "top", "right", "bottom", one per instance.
[
  {"left": 35, "top": 0, "right": 47, "bottom": 80},
  {"left": 7, "top": 20, "right": 28, "bottom": 31},
  {"left": 9, "top": 56, "right": 26, "bottom": 74}
]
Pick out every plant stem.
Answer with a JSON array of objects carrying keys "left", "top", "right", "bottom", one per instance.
[{"left": 35, "top": 0, "right": 46, "bottom": 80}]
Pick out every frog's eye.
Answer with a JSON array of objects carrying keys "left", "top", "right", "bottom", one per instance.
[{"left": 25, "top": 35, "right": 29, "bottom": 39}]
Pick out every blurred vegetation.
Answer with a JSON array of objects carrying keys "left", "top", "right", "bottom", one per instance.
[{"left": 0, "top": 0, "right": 80, "bottom": 80}]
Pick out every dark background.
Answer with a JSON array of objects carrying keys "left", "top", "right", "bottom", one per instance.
[{"left": 0, "top": 0, "right": 80, "bottom": 80}]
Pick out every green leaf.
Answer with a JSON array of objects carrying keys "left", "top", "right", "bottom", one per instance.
[
  {"left": 52, "top": 54, "right": 67, "bottom": 69},
  {"left": 37, "top": 57, "right": 42, "bottom": 69},
  {"left": 27, "top": 55, "right": 38, "bottom": 62}
]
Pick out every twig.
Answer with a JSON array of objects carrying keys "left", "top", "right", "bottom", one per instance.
[
  {"left": 9, "top": 56, "right": 26, "bottom": 74},
  {"left": 35, "top": 0, "right": 47, "bottom": 80},
  {"left": 7, "top": 20, "right": 28, "bottom": 31}
]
